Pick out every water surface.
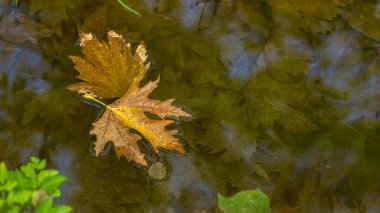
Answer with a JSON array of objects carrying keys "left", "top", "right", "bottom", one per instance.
[{"left": 1, "top": 0, "right": 380, "bottom": 212}]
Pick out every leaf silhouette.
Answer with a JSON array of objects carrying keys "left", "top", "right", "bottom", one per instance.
[
  {"left": 0, "top": 12, "right": 53, "bottom": 44},
  {"left": 267, "top": 0, "right": 350, "bottom": 35},
  {"left": 343, "top": 1, "right": 380, "bottom": 41},
  {"left": 88, "top": 76, "right": 191, "bottom": 166},
  {"left": 29, "top": 0, "right": 73, "bottom": 35}
]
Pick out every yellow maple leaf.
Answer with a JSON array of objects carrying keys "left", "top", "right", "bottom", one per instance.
[
  {"left": 68, "top": 31, "right": 149, "bottom": 98},
  {"left": 86, "top": 75, "right": 191, "bottom": 166},
  {"left": 68, "top": 31, "right": 191, "bottom": 166}
]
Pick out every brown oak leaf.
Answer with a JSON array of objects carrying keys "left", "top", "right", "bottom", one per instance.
[
  {"left": 68, "top": 31, "right": 149, "bottom": 98},
  {"left": 88, "top": 75, "right": 191, "bottom": 166}
]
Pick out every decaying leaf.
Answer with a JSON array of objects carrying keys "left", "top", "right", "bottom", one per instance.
[
  {"left": 0, "top": 12, "right": 53, "bottom": 44},
  {"left": 343, "top": 1, "right": 380, "bottom": 41},
  {"left": 29, "top": 0, "right": 73, "bottom": 34},
  {"left": 262, "top": 32, "right": 313, "bottom": 82},
  {"left": 244, "top": 70, "right": 320, "bottom": 134},
  {"left": 68, "top": 31, "right": 192, "bottom": 166},
  {"left": 267, "top": 0, "right": 350, "bottom": 35},
  {"left": 68, "top": 31, "right": 149, "bottom": 98},
  {"left": 89, "top": 102, "right": 147, "bottom": 166},
  {"left": 88, "top": 75, "right": 191, "bottom": 166},
  {"left": 79, "top": 5, "right": 108, "bottom": 37}
]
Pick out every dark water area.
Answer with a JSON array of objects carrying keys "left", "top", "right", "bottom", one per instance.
[{"left": 1, "top": 0, "right": 380, "bottom": 212}]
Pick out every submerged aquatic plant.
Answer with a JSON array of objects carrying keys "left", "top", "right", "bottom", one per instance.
[
  {"left": 15, "top": 0, "right": 140, "bottom": 16},
  {"left": 116, "top": 0, "right": 141, "bottom": 16}
]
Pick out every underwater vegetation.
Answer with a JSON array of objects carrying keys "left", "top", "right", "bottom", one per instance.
[{"left": 1, "top": 0, "right": 380, "bottom": 212}]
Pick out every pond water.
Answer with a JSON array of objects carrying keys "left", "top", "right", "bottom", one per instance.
[{"left": 1, "top": 0, "right": 380, "bottom": 212}]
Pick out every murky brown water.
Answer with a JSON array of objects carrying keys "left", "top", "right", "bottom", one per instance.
[{"left": 1, "top": 0, "right": 380, "bottom": 212}]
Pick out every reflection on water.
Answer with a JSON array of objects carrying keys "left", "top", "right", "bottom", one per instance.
[
  {"left": 1, "top": 0, "right": 380, "bottom": 212},
  {"left": 0, "top": 43, "right": 49, "bottom": 92}
]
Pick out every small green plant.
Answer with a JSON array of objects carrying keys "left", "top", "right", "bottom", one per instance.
[
  {"left": 218, "top": 189, "right": 270, "bottom": 213},
  {"left": 0, "top": 157, "right": 72, "bottom": 213},
  {"left": 116, "top": 0, "right": 142, "bottom": 16}
]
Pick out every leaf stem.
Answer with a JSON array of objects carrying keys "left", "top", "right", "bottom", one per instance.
[
  {"left": 83, "top": 93, "right": 110, "bottom": 108},
  {"left": 115, "top": 0, "right": 142, "bottom": 16}
]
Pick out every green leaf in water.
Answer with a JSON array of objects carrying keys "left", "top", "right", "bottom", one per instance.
[
  {"left": 218, "top": 189, "right": 270, "bottom": 213},
  {"left": 116, "top": 0, "right": 142, "bottom": 16}
]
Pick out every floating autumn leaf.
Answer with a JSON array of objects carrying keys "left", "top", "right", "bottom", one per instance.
[
  {"left": 68, "top": 31, "right": 192, "bottom": 166},
  {"left": 68, "top": 31, "right": 149, "bottom": 98},
  {"left": 85, "top": 76, "right": 191, "bottom": 166}
]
